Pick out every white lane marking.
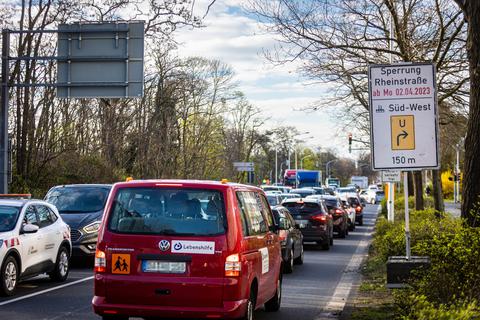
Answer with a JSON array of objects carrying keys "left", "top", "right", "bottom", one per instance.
[
  {"left": 316, "top": 205, "right": 379, "bottom": 319},
  {"left": 0, "top": 276, "right": 94, "bottom": 306}
]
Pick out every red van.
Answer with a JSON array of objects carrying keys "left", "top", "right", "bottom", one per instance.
[{"left": 92, "top": 180, "right": 282, "bottom": 320}]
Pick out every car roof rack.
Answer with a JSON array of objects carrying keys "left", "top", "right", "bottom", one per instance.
[{"left": 0, "top": 194, "right": 32, "bottom": 199}]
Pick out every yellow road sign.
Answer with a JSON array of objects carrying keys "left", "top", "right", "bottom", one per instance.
[
  {"left": 112, "top": 253, "right": 131, "bottom": 274},
  {"left": 391, "top": 115, "right": 415, "bottom": 150}
]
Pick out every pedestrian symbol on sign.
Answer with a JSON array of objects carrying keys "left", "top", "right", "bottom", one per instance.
[{"left": 112, "top": 254, "right": 130, "bottom": 274}]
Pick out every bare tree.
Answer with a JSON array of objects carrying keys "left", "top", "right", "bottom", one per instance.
[
  {"left": 247, "top": 0, "right": 468, "bottom": 210},
  {"left": 453, "top": 0, "right": 480, "bottom": 226}
]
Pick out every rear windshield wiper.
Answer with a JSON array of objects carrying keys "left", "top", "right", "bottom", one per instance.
[{"left": 160, "top": 230, "right": 196, "bottom": 236}]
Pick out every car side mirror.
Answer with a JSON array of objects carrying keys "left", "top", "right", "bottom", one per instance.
[
  {"left": 269, "top": 224, "right": 279, "bottom": 233},
  {"left": 22, "top": 223, "right": 39, "bottom": 234}
]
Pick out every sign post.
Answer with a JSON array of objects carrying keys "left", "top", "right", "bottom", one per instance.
[
  {"left": 369, "top": 63, "right": 439, "bottom": 260},
  {"left": 382, "top": 170, "right": 401, "bottom": 222}
]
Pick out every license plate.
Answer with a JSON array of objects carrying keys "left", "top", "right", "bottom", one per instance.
[
  {"left": 296, "top": 220, "right": 309, "bottom": 228},
  {"left": 142, "top": 261, "right": 186, "bottom": 273}
]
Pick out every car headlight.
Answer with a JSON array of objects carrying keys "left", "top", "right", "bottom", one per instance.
[{"left": 83, "top": 221, "right": 101, "bottom": 234}]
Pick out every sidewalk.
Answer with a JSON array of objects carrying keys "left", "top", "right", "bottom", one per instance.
[{"left": 444, "top": 201, "right": 461, "bottom": 218}]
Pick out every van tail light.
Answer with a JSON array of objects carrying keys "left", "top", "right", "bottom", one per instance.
[
  {"left": 94, "top": 249, "right": 106, "bottom": 273},
  {"left": 311, "top": 214, "right": 327, "bottom": 223},
  {"left": 225, "top": 254, "right": 241, "bottom": 277},
  {"left": 356, "top": 206, "right": 362, "bottom": 213}
]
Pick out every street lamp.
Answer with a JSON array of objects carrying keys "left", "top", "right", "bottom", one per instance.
[
  {"left": 326, "top": 159, "right": 338, "bottom": 178},
  {"left": 287, "top": 132, "right": 311, "bottom": 188}
]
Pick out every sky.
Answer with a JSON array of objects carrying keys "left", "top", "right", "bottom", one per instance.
[{"left": 174, "top": 0, "right": 352, "bottom": 157}]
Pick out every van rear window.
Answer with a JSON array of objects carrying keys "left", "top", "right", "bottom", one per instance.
[{"left": 107, "top": 188, "right": 226, "bottom": 236}]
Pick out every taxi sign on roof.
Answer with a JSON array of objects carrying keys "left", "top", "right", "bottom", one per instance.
[{"left": 368, "top": 63, "right": 440, "bottom": 170}]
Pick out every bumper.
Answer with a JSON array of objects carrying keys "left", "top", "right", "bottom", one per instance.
[
  {"left": 72, "top": 242, "right": 97, "bottom": 257},
  {"left": 92, "top": 296, "right": 248, "bottom": 319},
  {"left": 300, "top": 229, "right": 328, "bottom": 243}
]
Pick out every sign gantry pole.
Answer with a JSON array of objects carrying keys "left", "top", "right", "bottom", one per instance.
[{"left": 0, "top": 29, "right": 10, "bottom": 194}]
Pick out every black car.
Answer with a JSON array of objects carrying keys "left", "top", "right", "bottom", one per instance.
[
  {"left": 309, "top": 195, "right": 349, "bottom": 238},
  {"left": 44, "top": 184, "right": 112, "bottom": 257},
  {"left": 271, "top": 206, "right": 304, "bottom": 273},
  {"left": 282, "top": 198, "right": 334, "bottom": 250}
]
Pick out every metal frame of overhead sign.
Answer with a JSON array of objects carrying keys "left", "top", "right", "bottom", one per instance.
[
  {"left": 57, "top": 21, "right": 144, "bottom": 98},
  {"left": 0, "top": 21, "right": 144, "bottom": 194},
  {"left": 368, "top": 62, "right": 440, "bottom": 171}
]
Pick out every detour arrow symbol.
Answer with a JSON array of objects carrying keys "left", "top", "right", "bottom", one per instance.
[{"left": 397, "top": 130, "right": 408, "bottom": 146}]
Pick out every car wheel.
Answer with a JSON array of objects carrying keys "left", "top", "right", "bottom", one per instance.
[
  {"left": 345, "top": 225, "right": 349, "bottom": 236},
  {"left": 284, "top": 248, "right": 294, "bottom": 274},
  {"left": 1, "top": 256, "right": 18, "bottom": 296},
  {"left": 338, "top": 225, "right": 346, "bottom": 238},
  {"left": 49, "top": 246, "right": 70, "bottom": 282},
  {"left": 265, "top": 276, "right": 282, "bottom": 312},
  {"left": 294, "top": 245, "right": 304, "bottom": 265},
  {"left": 242, "top": 288, "right": 256, "bottom": 320},
  {"left": 359, "top": 217, "right": 364, "bottom": 226}
]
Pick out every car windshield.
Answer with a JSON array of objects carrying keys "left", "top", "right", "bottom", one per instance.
[
  {"left": 45, "top": 187, "right": 110, "bottom": 213},
  {"left": 348, "top": 197, "right": 360, "bottom": 206},
  {"left": 324, "top": 199, "right": 338, "bottom": 208},
  {"left": 0, "top": 206, "right": 20, "bottom": 232},
  {"left": 376, "top": 191, "right": 385, "bottom": 196},
  {"left": 337, "top": 188, "right": 356, "bottom": 193},
  {"left": 108, "top": 188, "right": 226, "bottom": 236},
  {"left": 263, "top": 187, "right": 280, "bottom": 192},
  {"left": 267, "top": 195, "right": 279, "bottom": 206},
  {"left": 295, "top": 189, "right": 314, "bottom": 196},
  {"left": 283, "top": 202, "right": 323, "bottom": 215}
]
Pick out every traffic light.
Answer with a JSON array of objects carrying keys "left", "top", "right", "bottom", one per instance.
[{"left": 348, "top": 133, "right": 352, "bottom": 153}]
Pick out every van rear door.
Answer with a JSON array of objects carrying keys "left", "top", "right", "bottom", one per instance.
[{"left": 103, "top": 186, "right": 228, "bottom": 308}]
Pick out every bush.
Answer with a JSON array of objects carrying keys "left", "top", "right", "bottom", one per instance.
[
  {"left": 380, "top": 196, "right": 434, "bottom": 221},
  {"left": 373, "top": 210, "right": 459, "bottom": 263},
  {"left": 372, "top": 207, "right": 480, "bottom": 319},
  {"left": 397, "top": 294, "right": 480, "bottom": 320}
]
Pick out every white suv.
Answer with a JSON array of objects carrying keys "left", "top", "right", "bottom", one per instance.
[{"left": 0, "top": 198, "right": 71, "bottom": 296}]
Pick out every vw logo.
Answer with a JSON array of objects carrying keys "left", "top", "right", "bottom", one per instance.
[{"left": 159, "top": 240, "right": 170, "bottom": 251}]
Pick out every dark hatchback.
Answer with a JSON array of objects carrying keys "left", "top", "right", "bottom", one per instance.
[
  {"left": 44, "top": 184, "right": 112, "bottom": 257},
  {"left": 271, "top": 206, "right": 304, "bottom": 273},
  {"left": 282, "top": 198, "right": 333, "bottom": 250},
  {"left": 309, "top": 195, "right": 349, "bottom": 238}
]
